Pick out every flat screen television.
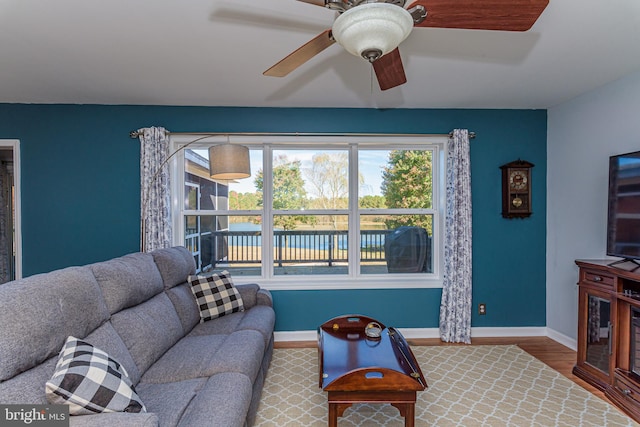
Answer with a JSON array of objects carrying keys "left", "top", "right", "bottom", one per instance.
[{"left": 607, "top": 150, "right": 640, "bottom": 265}]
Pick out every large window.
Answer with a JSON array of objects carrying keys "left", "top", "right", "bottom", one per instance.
[{"left": 172, "top": 135, "right": 445, "bottom": 289}]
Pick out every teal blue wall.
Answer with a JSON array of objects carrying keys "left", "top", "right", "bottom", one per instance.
[{"left": 0, "top": 104, "right": 546, "bottom": 331}]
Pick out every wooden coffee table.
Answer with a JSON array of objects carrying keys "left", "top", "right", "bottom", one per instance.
[{"left": 318, "top": 315, "right": 427, "bottom": 427}]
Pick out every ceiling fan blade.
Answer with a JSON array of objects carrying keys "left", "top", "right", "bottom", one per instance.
[
  {"left": 263, "top": 29, "right": 335, "bottom": 77},
  {"left": 409, "top": 0, "right": 549, "bottom": 31},
  {"left": 372, "top": 48, "right": 407, "bottom": 91},
  {"left": 296, "top": 0, "right": 326, "bottom": 6}
]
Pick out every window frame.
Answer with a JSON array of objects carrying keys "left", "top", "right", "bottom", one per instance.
[{"left": 171, "top": 134, "right": 446, "bottom": 290}]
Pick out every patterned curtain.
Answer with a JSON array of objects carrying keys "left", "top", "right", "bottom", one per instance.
[
  {"left": 439, "top": 129, "right": 473, "bottom": 343},
  {"left": 139, "top": 127, "right": 172, "bottom": 252}
]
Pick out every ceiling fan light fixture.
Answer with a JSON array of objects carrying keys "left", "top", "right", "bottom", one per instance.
[{"left": 332, "top": 3, "right": 413, "bottom": 62}]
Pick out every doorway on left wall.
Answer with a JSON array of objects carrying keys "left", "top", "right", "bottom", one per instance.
[{"left": 0, "top": 140, "right": 21, "bottom": 283}]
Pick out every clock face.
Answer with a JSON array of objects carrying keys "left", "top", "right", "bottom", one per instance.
[{"left": 509, "top": 170, "right": 528, "bottom": 190}]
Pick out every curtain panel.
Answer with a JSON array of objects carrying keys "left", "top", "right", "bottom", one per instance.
[
  {"left": 439, "top": 129, "right": 473, "bottom": 343},
  {"left": 139, "top": 127, "right": 172, "bottom": 252}
]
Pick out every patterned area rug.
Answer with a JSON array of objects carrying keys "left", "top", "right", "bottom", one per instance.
[{"left": 254, "top": 345, "right": 638, "bottom": 426}]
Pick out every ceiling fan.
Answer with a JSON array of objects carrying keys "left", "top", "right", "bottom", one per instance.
[{"left": 263, "top": 0, "right": 550, "bottom": 90}]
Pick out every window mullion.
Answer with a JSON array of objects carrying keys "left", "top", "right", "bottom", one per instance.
[
  {"left": 171, "top": 138, "right": 185, "bottom": 248},
  {"left": 262, "top": 144, "right": 274, "bottom": 279},
  {"left": 349, "top": 143, "right": 359, "bottom": 279}
]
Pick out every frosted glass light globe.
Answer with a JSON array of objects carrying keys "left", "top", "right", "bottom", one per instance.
[{"left": 332, "top": 3, "right": 414, "bottom": 62}]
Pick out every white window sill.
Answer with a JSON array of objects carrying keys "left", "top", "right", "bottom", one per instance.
[{"left": 242, "top": 275, "right": 443, "bottom": 291}]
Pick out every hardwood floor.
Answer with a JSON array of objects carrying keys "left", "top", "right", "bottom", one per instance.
[{"left": 274, "top": 336, "right": 605, "bottom": 401}]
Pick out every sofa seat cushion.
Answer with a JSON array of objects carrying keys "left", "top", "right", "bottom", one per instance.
[
  {"left": 140, "top": 330, "right": 265, "bottom": 385},
  {"left": 0, "top": 357, "right": 57, "bottom": 405},
  {"left": 187, "top": 310, "right": 243, "bottom": 335},
  {"left": 45, "top": 337, "right": 146, "bottom": 415},
  {"left": 177, "top": 372, "right": 252, "bottom": 427},
  {"left": 135, "top": 378, "right": 207, "bottom": 427},
  {"left": 189, "top": 305, "right": 275, "bottom": 347},
  {"left": 69, "top": 412, "right": 159, "bottom": 427}
]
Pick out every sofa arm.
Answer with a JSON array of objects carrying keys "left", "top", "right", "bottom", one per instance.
[
  {"left": 69, "top": 412, "right": 159, "bottom": 427},
  {"left": 257, "top": 288, "right": 273, "bottom": 307},
  {"left": 236, "top": 283, "right": 273, "bottom": 309},
  {"left": 235, "top": 283, "right": 260, "bottom": 309}
]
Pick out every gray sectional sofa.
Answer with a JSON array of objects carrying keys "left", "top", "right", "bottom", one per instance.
[{"left": 0, "top": 246, "right": 275, "bottom": 427}]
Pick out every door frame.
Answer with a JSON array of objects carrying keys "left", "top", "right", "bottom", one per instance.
[{"left": 0, "top": 139, "right": 21, "bottom": 280}]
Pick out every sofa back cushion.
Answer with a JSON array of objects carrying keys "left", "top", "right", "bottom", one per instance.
[
  {"left": 110, "top": 293, "right": 184, "bottom": 375},
  {"left": 90, "top": 252, "right": 164, "bottom": 314},
  {"left": 151, "top": 246, "right": 196, "bottom": 290},
  {"left": 165, "top": 283, "right": 200, "bottom": 334},
  {"left": 83, "top": 321, "right": 142, "bottom": 385},
  {"left": 0, "top": 267, "right": 110, "bottom": 382}
]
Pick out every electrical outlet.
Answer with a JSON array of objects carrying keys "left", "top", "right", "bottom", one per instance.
[{"left": 478, "top": 303, "right": 486, "bottom": 315}]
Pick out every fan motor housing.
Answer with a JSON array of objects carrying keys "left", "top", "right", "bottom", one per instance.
[{"left": 326, "top": 0, "right": 406, "bottom": 13}]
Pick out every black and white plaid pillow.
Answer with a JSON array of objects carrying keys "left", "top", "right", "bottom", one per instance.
[
  {"left": 188, "top": 270, "right": 244, "bottom": 322},
  {"left": 45, "top": 336, "right": 146, "bottom": 415}
]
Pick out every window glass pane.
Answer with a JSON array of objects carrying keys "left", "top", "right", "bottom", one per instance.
[
  {"left": 185, "top": 148, "right": 262, "bottom": 211},
  {"left": 359, "top": 149, "right": 433, "bottom": 209},
  {"left": 269, "top": 149, "right": 349, "bottom": 211},
  {"left": 185, "top": 183, "right": 199, "bottom": 210},
  {"left": 273, "top": 214, "right": 348, "bottom": 276},
  {"left": 185, "top": 215, "right": 262, "bottom": 276},
  {"left": 360, "top": 214, "right": 433, "bottom": 274}
]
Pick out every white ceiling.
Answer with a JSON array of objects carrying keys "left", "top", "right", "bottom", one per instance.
[{"left": 1, "top": 0, "right": 639, "bottom": 109}]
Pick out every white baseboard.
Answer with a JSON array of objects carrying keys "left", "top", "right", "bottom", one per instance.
[
  {"left": 274, "top": 330, "right": 318, "bottom": 342},
  {"left": 546, "top": 327, "right": 577, "bottom": 351},
  {"left": 470, "top": 327, "right": 548, "bottom": 337},
  {"left": 275, "top": 326, "right": 574, "bottom": 347}
]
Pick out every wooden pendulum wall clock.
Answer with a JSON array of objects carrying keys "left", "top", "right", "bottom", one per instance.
[{"left": 500, "top": 159, "right": 534, "bottom": 219}]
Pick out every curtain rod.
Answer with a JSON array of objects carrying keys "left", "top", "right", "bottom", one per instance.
[{"left": 129, "top": 130, "right": 476, "bottom": 139}]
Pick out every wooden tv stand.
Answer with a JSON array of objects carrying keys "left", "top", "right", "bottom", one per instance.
[{"left": 574, "top": 259, "right": 640, "bottom": 422}]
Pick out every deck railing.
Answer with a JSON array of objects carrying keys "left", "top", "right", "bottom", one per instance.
[{"left": 203, "top": 229, "right": 392, "bottom": 267}]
